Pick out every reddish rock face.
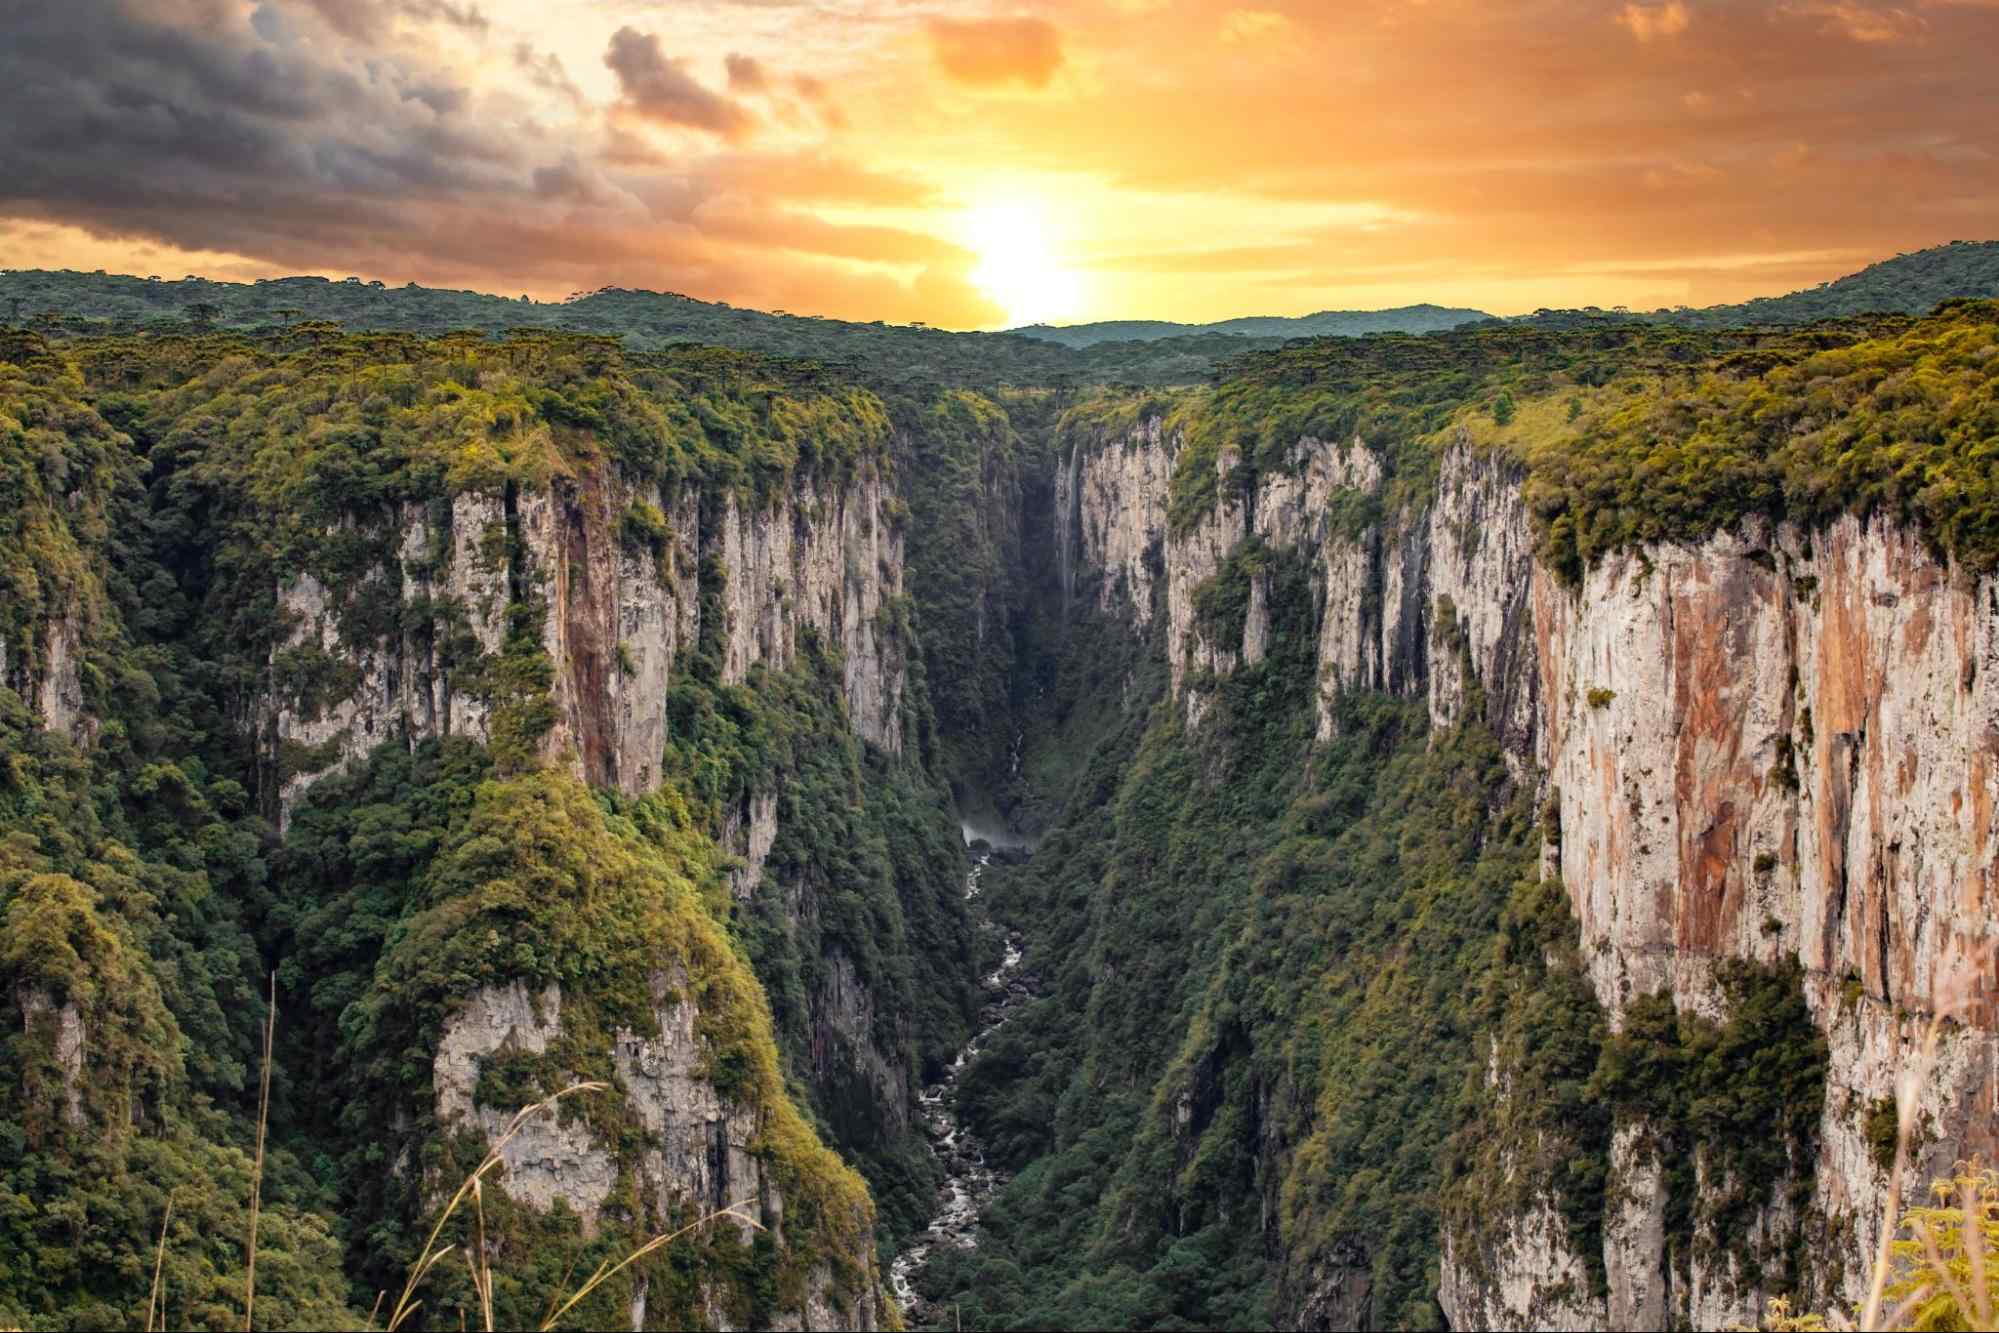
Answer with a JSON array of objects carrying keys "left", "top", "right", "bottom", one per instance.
[
  {"left": 1523, "top": 511, "right": 1999, "bottom": 1322},
  {"left": 1064, "top": 422, "right": 1999, "bottom": 1329},
  {"left": 1534, "top": 514, "right": 1999, "bottom": 1019}
]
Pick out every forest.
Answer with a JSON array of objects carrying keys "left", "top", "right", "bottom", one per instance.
[{"left": 1, "top": 274, "right": 1996, "bottom": 1329}]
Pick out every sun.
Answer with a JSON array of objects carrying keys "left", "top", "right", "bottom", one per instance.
[{"left": 964, "top": 200, "right": 1084, "bottom": 328}]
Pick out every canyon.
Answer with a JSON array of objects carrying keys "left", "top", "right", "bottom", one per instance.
[{"left": 2, "top": 303, "right": 1995, "bottom": 1330}]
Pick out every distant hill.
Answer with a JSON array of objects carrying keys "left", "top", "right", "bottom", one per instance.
[
  {"left": 1009, "top": 303, "right": 1489, "bottom": 347},
  {"left": 1481, "top": 239, "right": 1999, "bottom": 332},
  {"left": 0, "top": 269, "right": 1261, "bottom": 389},
  {"left": 1663, "top": 239, "right": 1999, "bottom": 327},
  {"left": 4, "top": 240, "right": 1995, "bottom": 385}
]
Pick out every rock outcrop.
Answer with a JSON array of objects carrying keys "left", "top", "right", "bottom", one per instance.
[
  {"left": 1518, "top": 509, "right": 1999, "bottom": 1324},
  {"left": 1054, "top": 417, "right": 1175, "bottom": 628},
  {"left": 15, "top": 986, "right": 86, "bottom": 1130},
  {"left": 433, "top": 975, "right": 885, "bottom": 1332}
]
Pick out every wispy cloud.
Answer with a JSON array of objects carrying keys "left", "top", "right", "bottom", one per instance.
[
  {"left": 1617, "top": 1, "right": 1691, "bottom": 41},
  {"left": 604, "top": 27, "right": 756, "bottom": 139},
  {"left": 926, "top": 16, "right": 1064, "bottom": 89}
]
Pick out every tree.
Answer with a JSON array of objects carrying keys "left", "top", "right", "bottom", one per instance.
[
  {"left": 274, "top": 307, "right": 304, "bottom": 326},
  {"left": 186, "top": 301, "right": 221, "bottom": 330},
  {"left": 6, "top": 296, "right": 19, "bottom": 325}
]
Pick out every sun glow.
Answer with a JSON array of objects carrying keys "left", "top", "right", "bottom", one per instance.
[{"left": 964, "top": 200, "right": 1083, "bottom": 328}]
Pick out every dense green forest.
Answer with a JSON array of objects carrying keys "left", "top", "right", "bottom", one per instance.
[
  {"left": 1, "top": 263, "right": 1995, "bottom": 1330},
  {"left": 0, "top": 270, "right": 1268, "bottom": 391},
  {"left": 904, "top": 297, "right": 1997, "bottom": 1329},
  {"left": 1475, "top": 239, "right": 1999, "bottom": 332},
  {"left": 1150, "top": 301, "right": 1999, "bottom": 577}
]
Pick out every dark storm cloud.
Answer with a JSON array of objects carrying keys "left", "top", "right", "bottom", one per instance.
[
  {"left": 0, "top": 0, "right": 997, "bottom": 324},
  {"left": 297, "top": 0, "right": 489, "bottom": 41},
  {"left": 604, "top": 26, "right": 755, "bottom": 139},
  {"left": 0, "top": 0, "right": 553, "bottom": 267}
]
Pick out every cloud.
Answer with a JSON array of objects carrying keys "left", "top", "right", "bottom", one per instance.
[
  {"left": 514, "top": 43, "right": 583, "bottom": 107},
  {"left": 296, "top": 0, "right": 489, "bottom": 41},
  {"left": 926, "top": 16, "right": 1063, "bottom": 89},
  {"left": 4, "top": 0, "right": 1998, "bottom": 326},
  {"left": 1617, "top": 1, "right": 1691, "bottom": 40},
  {"left": 706, "top": 152, "right": 935, "bottom": 207},
  {"left": 725, "top": 53, "right": 769, "bottom": 93},
  {"left": 1219, "top": 9, "right": 1289, "bottom": 43},
  {"left": 604, "top": 26, "right": 755, "bottom": 139},
  {"left": 790, "top": 71, "right": 847, "bottom": 129},
  {"left": 0, "top": 0, "right": 1023, "bottom": 327},
  {"left": 1784, "top": 1, "right": 1926, "bottom": 41}
]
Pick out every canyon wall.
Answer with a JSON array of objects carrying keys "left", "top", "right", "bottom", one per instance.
[
  {"left": 271, "top": 466, "right": 905, "bottom": 814},
  {"left": 261, "top": 464, "right": 911, "bottom": 1331},
  {"left": 1057, "top": 420, "right": 1999, "bottom": 1328}
]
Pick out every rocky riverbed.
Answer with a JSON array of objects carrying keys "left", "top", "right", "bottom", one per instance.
[{"left": 888, "top": 845, "right": 1032, "bottom": 1324}]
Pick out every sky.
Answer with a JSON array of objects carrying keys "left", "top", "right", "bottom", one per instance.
[{"left": 3, "top": 0, "right": 1997, "bottom": 329}]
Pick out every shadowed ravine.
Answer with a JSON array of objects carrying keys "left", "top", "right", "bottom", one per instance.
[{"left": 889, "top": 841, "right": 1031, "bottom": 1325}]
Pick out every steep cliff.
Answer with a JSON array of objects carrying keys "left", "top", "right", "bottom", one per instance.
[
  {"left": 1085, "top": 457, "right": 1990, "bottom": 1327},
  {"left": 918, "top": 304, "right": 1999, "bottom": 1330},
  {"left": 271, "top": 461, "right": 905, "bottom": 814},
  {"left": 0, "top": 330, "right": 972, "bottom": 1330}
]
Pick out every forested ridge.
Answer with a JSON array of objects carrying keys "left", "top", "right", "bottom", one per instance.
[{"left": 7, "top": 238, "right": 1996, "bottom": 390}]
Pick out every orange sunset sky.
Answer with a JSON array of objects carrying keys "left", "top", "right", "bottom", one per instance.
[{"left": 5, "top": 0, "right": 1997, "bottom": 328}]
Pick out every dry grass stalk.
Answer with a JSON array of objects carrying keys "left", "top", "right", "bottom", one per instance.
[
  {"left": 144, "top": 1191, "right": 174, "bottom": 1333},
  {"left": 243, "top": 971, "right": 277, "bottom": 1332},
  {"left": 534, "top": 1201, "right": 761, "bottom": 1333},
  {"left": 1859, "top": 1012, "right": 1946, "bottom": 1331},
  {"left": 380, "top": 1078, "right": 763, "bottom": 1332},
  {"left": 1875, "top": 1163, "right": 1999, "bottom": 1330},
  {"left": 471, "top": 1178, "right": 494, "bottom": 1333},
  {"left": 1857, "top": 957, "right": 1999, "bottom": 1333},
  {"left": 385, "top": 1080, "right": 608, "bottom": 1332}
]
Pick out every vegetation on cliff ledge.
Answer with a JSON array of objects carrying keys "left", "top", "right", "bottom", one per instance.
[{"left": 1117, "top": 300, "right": 1998, "bottom": 583}]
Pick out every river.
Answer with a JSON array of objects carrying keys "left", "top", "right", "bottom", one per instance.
[{"left": 887, "top": 841, "right": 1031, "bottom": 1325}]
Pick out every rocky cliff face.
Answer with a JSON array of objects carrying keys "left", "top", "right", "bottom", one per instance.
[
  {"left": 1059, "top": 417, "right": 1999, "bottom": 1328},
  {"left": 272, "top": 465, "right": 905, "bottom": 818},
  {"left": 1054, "top": 416, "right": 1175, "bottom": 630},
  {"left": 14, "top": 986, "right": 86, "bottom": 1131},
  {"left": 263, "top": 464, "right": 909, "bottom": 1331},
  {"left": 1518, "top": 509, "right": 1999, "bottom": 1326}
]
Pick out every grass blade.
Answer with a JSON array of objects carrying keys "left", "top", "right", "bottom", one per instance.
[
  {"left": 244, "top": 971, "right": 276, "bottom": 1332},
  {"left": 388, "top": 1081, "right": 607, "bottom": 1331},
  {"left": 145, "top": 1191, "right": 174, "bottom": 1333},
  {"left": 537, "top": 1203, "right": 761, "bottom": 1332}
]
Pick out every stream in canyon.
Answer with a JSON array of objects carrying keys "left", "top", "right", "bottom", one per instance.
[{"left": 888, "top": 836, "right": 1032, "bottom": 1325}]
